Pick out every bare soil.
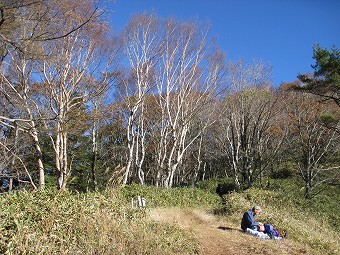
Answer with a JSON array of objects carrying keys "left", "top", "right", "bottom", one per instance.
[{"left": 149, "top": 207, "right": 314, "bottom": 255}]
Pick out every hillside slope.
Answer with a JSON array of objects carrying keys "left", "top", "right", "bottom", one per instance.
[{"left": 149, "top": 207, "right": 315, "bottom": 255}]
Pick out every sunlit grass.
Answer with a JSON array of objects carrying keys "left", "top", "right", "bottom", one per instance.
[
  {"left": 0, "top": 188, "right": 199, "bottom": 255},
  {"left": 214, "top": 186, "right": 340, "bottom": 255},
  {"left": 0, "top": 178, "right": 338, "bottom": 255}
]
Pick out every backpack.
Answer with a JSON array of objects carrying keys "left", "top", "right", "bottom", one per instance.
[{"left": 264, "top": 224, "right": 282, "bottom": 238}]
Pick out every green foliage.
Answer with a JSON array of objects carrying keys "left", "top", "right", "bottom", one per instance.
[
  {"left": 312, "top": 44, "right": 340, "bottom": 82},
  {"left": 269, "top": 161, "right": 296, "bottom": 179},
  {"left": 195, "top": 177, "right": 236, "bottom": 193},
  {"left": 319, "top": 112, "right": 339, "bottom": 129},
  {"left": 119, "top": 183, "right": 220, "bottom": 208},
  {"left": 297, "top": 44, "right": 340, "bottom": 106},
  {"left": 265, "top": 178, "right": 340, "bottom": 230}
]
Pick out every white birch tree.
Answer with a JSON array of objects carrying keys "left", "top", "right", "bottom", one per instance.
[
  {"left": 37, "top": 3, "right": 113, "bottom": 189},
  {"left": 0, "top": 51, "right": 44, "bottom": 189},
  {"left": 120, "top": 13, "right": 162, "bottom": 185},
  {"left": 218, "top": 59, "right": 280, "bottom": 188},
  {"left": 154, "top": 19, "right": 224, "bottom": 187}
]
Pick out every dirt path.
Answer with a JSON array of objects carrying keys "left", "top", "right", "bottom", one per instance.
[{"left": 148, "top": 207, "right": 313, "bottom": 255}]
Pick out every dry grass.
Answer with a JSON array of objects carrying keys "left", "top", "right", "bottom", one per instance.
[
  {"left": 149, "top": 207, "right": 318, "bottom": 255},
  {"left": 0, "top": 183, "right": 339, "bottom": 255},
  {"left": 0, "top": 188, "right": 199, "bottom": 255},
  {"left": 215, "top": 189, "right": 340, "bottom": 255}
]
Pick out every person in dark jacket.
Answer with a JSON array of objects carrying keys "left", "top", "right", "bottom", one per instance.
[{"left": 241, "top": 205, "right": 263, "bottom": 232}]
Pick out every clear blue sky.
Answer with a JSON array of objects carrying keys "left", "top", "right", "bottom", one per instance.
[{"left": 107, "top": 0, "right": 340, "bottom": 86}]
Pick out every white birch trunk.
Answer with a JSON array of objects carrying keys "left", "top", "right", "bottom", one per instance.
[
  {"left": 123, "top": 107, "right": 137, "bottom": 185},
  {"left": 91, "top": 117, "right": 98, "bottom": 190}
]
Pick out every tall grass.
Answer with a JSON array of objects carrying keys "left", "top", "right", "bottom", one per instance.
[
  {"left": 0, "top": 178, "right": 338, "bottom": 255},
  {"left": 118, "top": 183, "right": 220, "bottom": 208},
  {"left": 211, "top": 183, "right": 340, "bottom": 255},
  {"left": 267, "top": 177, "right": 340, "bottom": 231},
  {"left": 0, "top": 188, "right": 199, "bottom": 255}
]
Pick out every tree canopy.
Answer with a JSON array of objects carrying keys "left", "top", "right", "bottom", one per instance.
[
  {"left": 0, "top": 3, "right": 338, "bottom": 198},
  {"left": 296, "top": 44, "right": 340, "bottom": 106}
]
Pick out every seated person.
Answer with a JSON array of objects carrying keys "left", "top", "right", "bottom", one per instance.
[{"left": 241, "top": 205, "right": 263, "bottom": 232}]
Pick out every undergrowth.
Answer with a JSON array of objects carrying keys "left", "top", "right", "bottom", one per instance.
[
  {"left": 207, "top": 178, "right": 340, "bottom": 255},
  {"left": 118, "top": 183, "right": 220, "bottom": 208},
  {"left": 0, "top": 188, "right": 199, "bottom": 255},
  {"left": 0, "top": 178, "right": 339, "bottom": 255}
]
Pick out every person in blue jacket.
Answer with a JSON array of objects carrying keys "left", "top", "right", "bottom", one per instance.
[{"left": 241, "top": 205, "right": 263, "bottom": 232}]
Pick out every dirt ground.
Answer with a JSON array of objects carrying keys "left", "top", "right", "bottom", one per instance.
[{"left": 148, "top": 207, "right": 314, "bottom": 255}]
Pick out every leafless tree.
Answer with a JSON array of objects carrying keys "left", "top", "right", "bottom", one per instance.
[
  {"left": 35, "top": 3, "right": 114, "bottom": 189},
  {"left": 119, "top": 13, "right": 161, "bottom": 185},
  {"left": 218, "top": 59, "right": 282, "bottom": 188},
  {"left": 0, "top": 50, "right": 45, "bottom": 189},
  {"left": 0, "top": 0, "right": 102, "bottom": 63},
  {"left": 153, "top": 18, "right": 224, "bottom": 187},
  {"left": 284, "top": 90, "right": 339, "bottom": 198},
  {"left": 118, "top": 14, "right": 225, "bottom": 187}
]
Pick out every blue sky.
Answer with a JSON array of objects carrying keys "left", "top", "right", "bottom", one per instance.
[{"left": 108, "top": 0, "right": 340, "bottom": 86}]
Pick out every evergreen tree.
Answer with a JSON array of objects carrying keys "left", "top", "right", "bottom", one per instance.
[{"left": 297, "top": 44, "right": 340, "bottom": 106}]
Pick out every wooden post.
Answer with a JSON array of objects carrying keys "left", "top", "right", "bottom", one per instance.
[{"left": 131, "top": 195, "right": 146, "bottom": 208}]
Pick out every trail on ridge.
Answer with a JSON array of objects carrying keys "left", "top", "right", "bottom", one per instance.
[{"left": 148, "top": 207, "right": 313, "bottom": 255}]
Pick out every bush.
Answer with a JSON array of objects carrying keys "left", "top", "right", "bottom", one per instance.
[{"left": 196, "top": 178, "right": 236, "bottom": 193}]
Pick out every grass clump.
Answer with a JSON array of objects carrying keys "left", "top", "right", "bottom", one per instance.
[
  {"left": 0, "top": 178, "right": 339, "bottom": 255},
  {"left": 0, "top": 188, "right": 199, "bottom": 255},
  {"left": 119, "top": 183, "right": 220, "bottom": 208},
  {"left": 215, "top": 186, "right": 340, "bottom": 255}
]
